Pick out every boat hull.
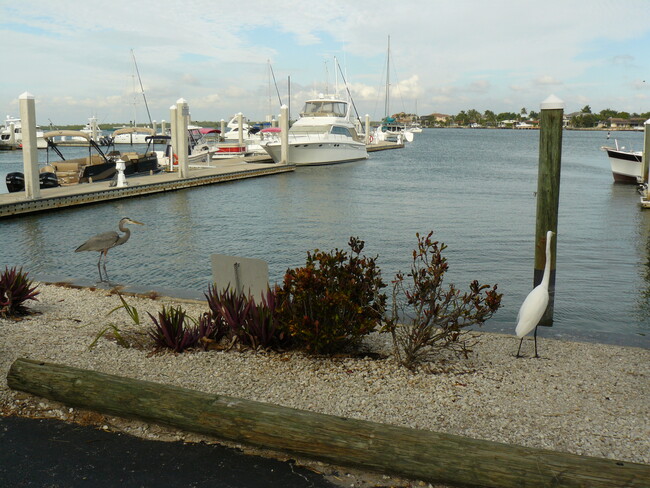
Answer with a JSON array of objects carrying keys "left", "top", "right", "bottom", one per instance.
[
  {"left": 602, "top": 147, "right": 643, "bottom": 183},
  {"left": 263, "top": 141, "right": 368, "bottom": 166}
]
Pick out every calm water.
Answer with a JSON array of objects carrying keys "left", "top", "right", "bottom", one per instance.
[{"left": 1, "top": 129, "right": 649, "bottom": 347}]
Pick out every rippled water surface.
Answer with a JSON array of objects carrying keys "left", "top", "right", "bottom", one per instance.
[{"left": 1, "top": 129, "right": 648, "bottom": 347}]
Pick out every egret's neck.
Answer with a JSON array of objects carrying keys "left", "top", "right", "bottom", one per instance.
[{"left": 541, "top": 237, "right": 552, "bottom": 287}]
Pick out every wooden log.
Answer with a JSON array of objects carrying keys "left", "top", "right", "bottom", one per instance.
[{"left": 7, "top": 358, "right": 650, "bottom": 488}]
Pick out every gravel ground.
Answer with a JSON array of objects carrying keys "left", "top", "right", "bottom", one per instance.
[{"left": 1, "top": 283, "right": 649, "bottom": 487}]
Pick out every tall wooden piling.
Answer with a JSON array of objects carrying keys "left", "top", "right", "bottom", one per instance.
[
  {"left": 535, "top": 95, "right": 564, "bottom": 325},
  {"left": 19, "top": 92, "right": 40, "bottom": 200},
  {"left": 280, "top": 105, "right": 289, "bottom": 165}
]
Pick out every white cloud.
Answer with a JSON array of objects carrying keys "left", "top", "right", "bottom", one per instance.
[{"left": 2, "top": 0, "right": 650, "bottom": 122}]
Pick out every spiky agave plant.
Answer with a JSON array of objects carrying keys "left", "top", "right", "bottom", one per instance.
[
  {"left": 148, "top": 305, "right": 200, "bottom": 353},
  {"left": 0, "top": 266, "right": 40, "bottom": 317}
]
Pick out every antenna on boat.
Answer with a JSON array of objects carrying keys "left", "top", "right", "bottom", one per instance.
[
  {"left": 268, "top": 61, "right": 283, "bottom": 108},
  {"left": 131, "top": 49, "right": 153, "bottom": 128},
  {"left": 385, "top": 35, "right": 390, "bottom": 119},
  {"left": 335, "top": 59, "right": 363, "bottom": 128}
]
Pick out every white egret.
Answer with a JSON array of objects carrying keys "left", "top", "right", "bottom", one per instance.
[
  {"left": 515, "top": 230, "right": 554, "bottom": 358},
  {"left": 75, "top": 217, "right": 144, "bottom": 282}
]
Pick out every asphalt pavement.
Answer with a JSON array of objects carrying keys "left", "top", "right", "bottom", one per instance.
[{"left": 0, "top": 416, "right": 339, "bottom": 487}]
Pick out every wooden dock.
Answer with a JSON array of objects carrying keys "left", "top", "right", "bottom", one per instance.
[
  {"left": 0, "top": 141, "right": 403, "bottom": 218},
  {"left": 0, "top": 157, "right": 292, "bottom": 218}
]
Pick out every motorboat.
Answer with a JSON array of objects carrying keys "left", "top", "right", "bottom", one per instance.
[
  {"left": 261, "top": 94, "right": 368, "bottom": 166},
  {"left": 110, "top": 126, "right": 157, "bottom": 145},
  {"left": 601, "top": 141, "right": 643, "bottom": 183},
  {"left": 55, "top": 117, "right": 111, "bottom": 146},
  {"left": 5, "top": 130, "right": 164, "bottom": 192},
  {"left": 0, "top": 115, "right": 48, "bottom": 150}
]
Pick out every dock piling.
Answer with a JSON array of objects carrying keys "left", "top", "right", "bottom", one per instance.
[
  {"left": 535, "top": 94, "right": 564, "bottom": 326},
  {"left": 175, "top": 98, "right": 190, "bottom": 178},
  {"left": 19, "top": 92, "right": 40, "bottom": 200},
  {"left": 365, "top": 114, "right": 370, "bottom": 144},
  {"left": 280, "top": 105, "right": 289, "bottom": 165}
]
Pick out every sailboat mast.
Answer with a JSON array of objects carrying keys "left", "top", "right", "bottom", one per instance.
[
  {"left": 385, "top": 35, "right": 390, "bottom": 118},
  {"left": 131, "top": 49, "right": 153, "bottom": 127}
]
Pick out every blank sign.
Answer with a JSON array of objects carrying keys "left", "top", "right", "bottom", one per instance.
[{"left": 210, "top": 254, "right": 269, "bottom": 300}]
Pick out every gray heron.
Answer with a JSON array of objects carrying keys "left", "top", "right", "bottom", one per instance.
[{"left": 75, "top": 217, "right": 144, "bottom": 282}]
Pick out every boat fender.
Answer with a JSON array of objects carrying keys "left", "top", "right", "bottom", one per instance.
[{"left": 173, "top": 154, "right": 178, "bottom": 165}]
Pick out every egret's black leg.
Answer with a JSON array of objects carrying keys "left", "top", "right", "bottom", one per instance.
[
  {"left": 516, "top": 337, "right": 524, "bottom": 358},
  {"left": 533, "top": 326, "right": 539, "bottom": 358}
]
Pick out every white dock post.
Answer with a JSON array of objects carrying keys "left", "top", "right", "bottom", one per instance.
[
  {"left": 175, "top": 98, "right": 190, "bottom": 178},
  {"left": 19, "top": 92, "right": 40, "bottom": 199},
  {"left": 642, "top": 118, "right": 650, "bottom": 185},
  {"left": 169, "top": 105, "right": 177, "bottom": 172},
  {"left": 237, "top": 112, "right": 244, "bottom": 147},
  {"left": 365, "top": 114, "right": 370, "bottom": 145},
  {"left": 152, "top": 120, "right": 157, "bottom": 135},
  {"left": 161, "top": 120, "right": 166, "bottom": 136},
  {"left": 220, "top": 119, "right": 226, "bottom": 140},
  {"left": 8, "top": 121, "right": 16, "bottom": 147},
  {"left": 91, "top": 117, "right": 99, "bottom": 141},
  {"left": 280, "top": 105, "right": 289, "bottom": 165},
  {"left": 640, "top": 119, "right": 650, "bottom": 208}
]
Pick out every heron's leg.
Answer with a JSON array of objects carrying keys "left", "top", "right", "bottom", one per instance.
[
  {"left": 102, "top": 250, "right": 110, "bottom": 282},
  {"left": 515, "top": 337, "right": 524, "bottom": 358},
  {"left": 533, "top": 326, "right": 539, "bottom": 358},
  {"left": 96, "top": 253, "right": 104, "bottom": 282}
]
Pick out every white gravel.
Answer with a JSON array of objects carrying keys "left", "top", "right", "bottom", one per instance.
[{"left": 1, "top": 282, "right": 649, "bottom": 486}]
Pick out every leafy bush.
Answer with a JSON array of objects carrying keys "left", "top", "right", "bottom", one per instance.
[
  {"left": 276, "top": 237, "right": 387, "bottom": 354},
  {"left": 383, "top": 232, "right": 502, "bottom": 370},
  {"left": 148, "top": 305, "right": 201, "bottom": 353},
  {"left": 0, "top": 266, "right": 40, "bottom": 317}
]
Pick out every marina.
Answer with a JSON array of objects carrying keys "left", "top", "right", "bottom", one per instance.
[{"left": 1, "top": 128, "right": 648, "bottom": 348}]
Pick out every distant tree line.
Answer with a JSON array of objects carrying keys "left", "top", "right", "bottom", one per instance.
[{"left": 402, "top": 106, "right": 650, "bottom": 128}]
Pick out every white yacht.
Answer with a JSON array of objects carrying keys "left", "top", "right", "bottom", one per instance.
[
  {"left": 262, "top": 94, "right": 368, "bottom": 166},
  {"left": 0, "top": 115, "right": 48, "bottom": 149},
  {"left": 601, "top": 141, "right": 643, "bottom": 183}
]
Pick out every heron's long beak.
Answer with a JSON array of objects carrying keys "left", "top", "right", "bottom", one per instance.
[{"left": 129, "top": 219, "right": 144, "bottom": 225}]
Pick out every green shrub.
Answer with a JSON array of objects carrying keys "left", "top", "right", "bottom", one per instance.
[
  {"left": 276, "top": 237, "right": 387, "bottom": 354},
  {"left": 383, "top": 232, "right": 503, "bottom": 370},
  {"left": 0, "top": 266, "right": 39, "bottom": 317}
]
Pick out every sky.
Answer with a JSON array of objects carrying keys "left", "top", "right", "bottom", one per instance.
[{"left": 1, "top": 0, "right": 649, "bottom": 125}]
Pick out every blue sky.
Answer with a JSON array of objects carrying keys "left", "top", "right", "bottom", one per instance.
[{"left": 1, "top": 0, "right": 649, "bottom": 125}]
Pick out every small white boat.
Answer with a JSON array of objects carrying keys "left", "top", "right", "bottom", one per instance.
[
  {"left": 262, "top": 94, "right": 368, "bottom": 166},
  {"left": 601, "top": 141, "right": 643, "bottom": 183},
  {"left": 0, "top": 115, "right": 48, "bottom": 150},
  {"left": 111, "top": 126, "right": 156, "bottom": 144}
]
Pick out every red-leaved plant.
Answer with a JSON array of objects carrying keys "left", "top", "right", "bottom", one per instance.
[
  {"left": 148, "top": 305, "right": 200, "bottom": 353},
  {"left": 383, "top": 231, "right": 503, "bottom": 370},
  {"left": 0, "top": 266, "right": 40, "bottom": 317}
]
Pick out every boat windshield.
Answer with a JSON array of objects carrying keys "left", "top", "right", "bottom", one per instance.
[
  {"left": 289, "top": 125, "right": 330, "bottom": 134},
  {"left": 301, "top": 101, "right": 347, "bottom": 117}
]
